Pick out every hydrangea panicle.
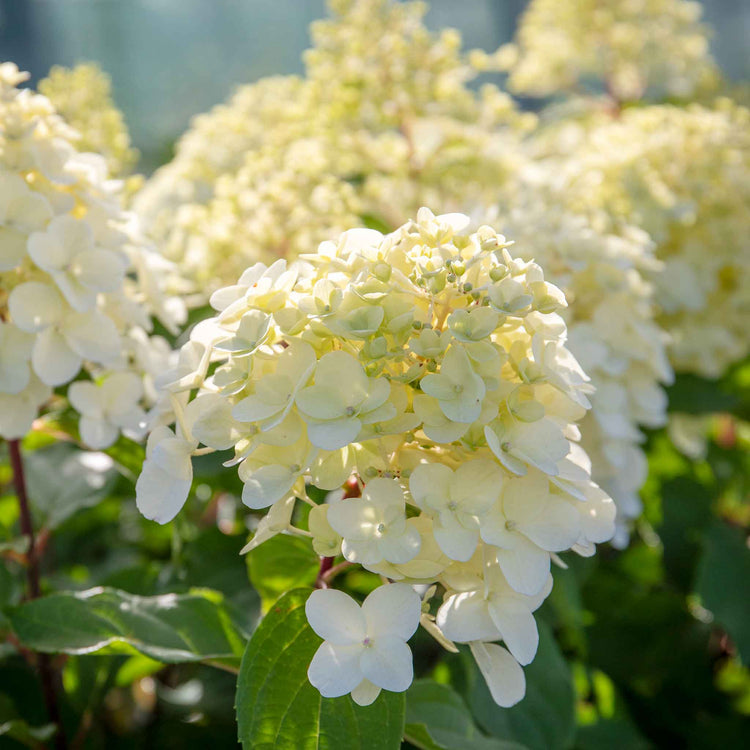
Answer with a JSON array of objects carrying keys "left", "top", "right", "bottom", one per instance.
[{"left": 135, "top": 209, "right": 615, "bottom": 705}]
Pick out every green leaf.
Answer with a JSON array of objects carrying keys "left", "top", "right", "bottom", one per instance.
[
  {"left": 246, "top": 533, "right": 320, "bottom": 611},
  {"left": 23, "top": 444, "right": 118, "bottom": 528},
  {"left": 575, "top": 718, "right": 653, "bottom": 750},
  {"left": 405, "top": 680, "right": 528, "bottom": 750},
  {"left": 666, "top": 374, "right": 739, "bottom": 415},
  {"left": 10, "top": 587, "right": 250, "bottom": 667},
  {"left": 466, "top": 623, "right": 575, "bottom": 750},
  {"left": 0, "top": 719, "right": 56, "bottom": 748},
  {"left": 695, "top": 521, "right": 750, "bottom": 662},
  {"left": 236, "top": 588, "right": 405, "bottom": 749}
]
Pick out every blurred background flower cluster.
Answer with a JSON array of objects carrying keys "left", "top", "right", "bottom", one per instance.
[{"left": 0, "top": 1, "right": 748, "bottom": 748}]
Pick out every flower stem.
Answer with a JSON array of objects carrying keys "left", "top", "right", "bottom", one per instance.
[
  {"left": 321, "top": 560, "right": 353, "bottom": 585},
  {"left": 9, "top": 439, "right": 39, "bottom": 599},
  {"left": 8, "top": 439, "right": 68, "bottom": 749},
  {"left": 314, "top": 556, "right": 335, "bottom": 589}
]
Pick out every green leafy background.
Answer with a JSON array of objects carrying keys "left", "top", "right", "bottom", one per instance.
[{"left": 0, "top": 361, "right": 748, "bottom": 749}]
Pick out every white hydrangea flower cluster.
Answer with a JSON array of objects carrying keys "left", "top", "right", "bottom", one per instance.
[
  {"left": 504, "top": 0, "right": 719, "bottom": 101},
  {"left": 529, "top": 100, "right": 750, "bottom": 378},
  {"left": 0, "top": 64, "right": 186, "bottom": 444},
  {"left": 133, "top": 0, "right": 533, "bottom": 289},
  {"left": 131, "top": 0, "right": 681, "bottom": 544},
  {"left": 484, "top": 195, "right": 673, "bottom": 545},
  {"left": 135, "top": 209, "right": 615, "bottom": 705}
]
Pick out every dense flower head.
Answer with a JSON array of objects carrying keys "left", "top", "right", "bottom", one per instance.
[
  {"left": 484, "top": 194, "right": 672, "bottom": 545},
  {"left": 133, "top": 0, "right": 532, "bottom": 289},
  {"left": 127, "top": 0, "right": 681, "bottom": 553},
  {"left": 136, "top": 209, "right": 615, "bottom": 705},
  {"left": 504, "top": 0, "right": 719, "bottom": 101},
  {"left": 0, "top": 63, "right": 186, "bottom": 443},
  {"left": 38, "top": 63, "right": 139, "bottom": 179},
  {"left": 528, "top": 100, "right": 750, "bottom": 377}
]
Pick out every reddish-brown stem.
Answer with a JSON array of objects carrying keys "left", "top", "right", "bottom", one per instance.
[
  {"left": 315, "top": 556, "right": 335, "bottom": 589},
  {"left": 8, "top": 439, "right": 68, "bottom": 749},
  {"left": 321, "top": 560, "right": 354, "bottom": 585},
  {"left": 8, "top": 439, "right": 39, "bottom": 599}
]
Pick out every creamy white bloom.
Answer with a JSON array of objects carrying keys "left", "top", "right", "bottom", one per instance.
[
  {"left": 481, "top": 471, "right": 580, "bottom": 595},
  {"left": 27, "top": 215, "right": 125, "bottom": 312},
  {"left": 306, "top": 584, "right": 421, "bottom": 706},
  {"left": 133, "top": 210, "right": 614, "bottom": 709},
  {"left": 68, "top": 372, "right": 146, "bottom": 449},
  {"left": 437, "top": 565, "right": 552, "bottom": 666},
  {"left": 409, "top": 460, "right": 502, "bottom": 562},
  {"left": 0, "top": 65, "right": 186, "bottom": 445},
  {"left": 327, "top": 478, "right": 421, "bottom": 567}
]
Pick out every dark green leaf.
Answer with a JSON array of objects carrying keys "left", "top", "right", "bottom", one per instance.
[
  {"left": 405, "top": 680, "right": 528, "bottom": 750},
  {"left": 236, "top": 588, "right": 405, "bottom": 749},
  {"left": 666, "top": 374, "right": 739, "bottom": 415},
  {"left": 10, "top": 587, "right": 250, "bottom": 666},
  {"left": 695, "top": 521, "right": 750, "bottom": 662},
  {"left": 574, "top": 718, "right": 653, "bottom": 750}
]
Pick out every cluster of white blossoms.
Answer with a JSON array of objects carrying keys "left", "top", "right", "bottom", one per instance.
[
  {"left": 127, "top": 0, "right": 678, "bottom": 546},
  {"left": 0, "top": 64, "right": 185, "bottom": 444},
  {"left": 528, "top": 100, "right": 750, "bottom": 378},
  {"left": 484, "top": 195, "right": 672, "bottom": 545},
  {"left": 38, "top": 63, "right": 139, "bottom": 179},
  {"left": 133, "top": 0, "right": 533, "bottom": 289},
  {"left": 135, "top": 210, "right": 615, "bottom": 705},
  {"left": 503, "top": 0, "right": 719, "bottom": 101}
]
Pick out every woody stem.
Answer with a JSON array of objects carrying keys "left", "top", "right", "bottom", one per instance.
[{"left": 8, "top": 439, "right": 67, "bottom": 749}]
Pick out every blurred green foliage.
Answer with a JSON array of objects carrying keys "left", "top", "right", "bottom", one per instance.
[{"left": 0, "top": 361, "right": 748, "bottom": 748}]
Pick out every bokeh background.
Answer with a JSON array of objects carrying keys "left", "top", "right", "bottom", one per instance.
[
  {"left": 3, "top": 0, "right": 749, "bottom": 169},
  {"left": 1, "top": 2, "right": 749, "bottom": 749}
]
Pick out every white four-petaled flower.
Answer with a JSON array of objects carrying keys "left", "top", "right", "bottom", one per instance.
[{"left": 306, "top": 584, "right": 421, "bottom": 706}]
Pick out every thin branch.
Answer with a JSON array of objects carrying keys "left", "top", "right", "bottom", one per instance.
[
  {"left": 314, "top": 556, "right": 335, "bottom": 589},
  {"left": 8, "top": 439, "right": 68, "bottom": 750},
  {"left": 9, "top": 439, "right": 39, "bottom": 599},
  {"left": 321, "top": 560, "right": 353, "bottom": 585}
]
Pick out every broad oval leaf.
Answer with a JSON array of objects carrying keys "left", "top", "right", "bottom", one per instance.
[
  {"left": 236, "top": 588, "right": 405, "bottom": 749},
  {"left": 695, "top": 520, "right": 750, "bottom": 662},
  {"left": 246, "top": 533, "right": 319, "bottom": 612},
  {"left": 10, "top": 587, "right": 253, "bottom": 667},
  {"left": 405, "top": 679, "right": 529, "bottom": 750}
]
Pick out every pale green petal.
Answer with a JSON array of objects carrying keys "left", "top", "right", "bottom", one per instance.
[
  {"left": 241, "top": 464, "right": 296, "bottom": 509},
  {"left": 409, "top": 463, "right": 452, "bottom": 508},
  {"left": 469, "top": 642, "right": 525, "bottom": 708},
  {"left": 379, "top": 526, "right": 421, "bottom": 565},
  {"left": 295, "top": 384, "right": 346, "bottom": 420},
  {"left": 307, "top": 416, "right": 361, "bottom": 450}
]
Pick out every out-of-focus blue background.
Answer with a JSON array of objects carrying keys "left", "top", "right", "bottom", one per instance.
[{"left": 2, "top": 0, "right": 749, "bottom": 169}]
